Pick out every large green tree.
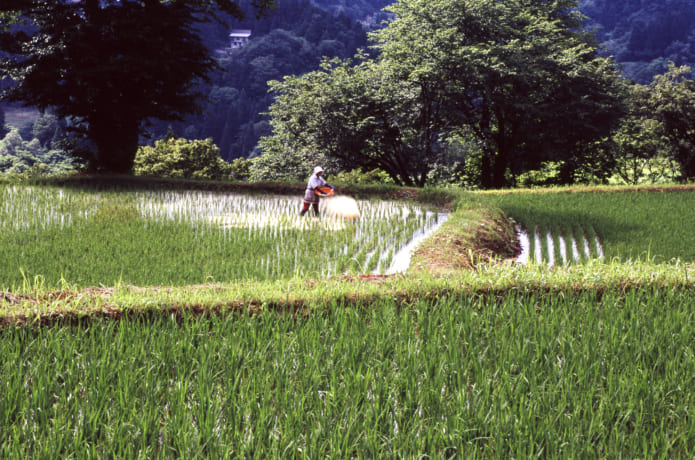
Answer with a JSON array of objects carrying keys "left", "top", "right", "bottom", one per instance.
[
  {"left": 608, "top": 83, "right": 668, "bottom": 185},
  {"left": 0, "top": 0, "right": 274, "bottom": 174},
  {"left": 257, "top": 55, "right": 435, "bottom": 186},
  {"left": 372, "top": 0, "right": 627, "bottom": 188},
  {"left": 260, "top": 0, "right": 627, "bottom": 188},
  {"left": 648, "top": 63, "right": 695, "bottom": 180}
]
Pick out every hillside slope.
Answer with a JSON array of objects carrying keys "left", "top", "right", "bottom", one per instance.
[{"left": 580, "top": 0, "right": 695, "bottom": 82}]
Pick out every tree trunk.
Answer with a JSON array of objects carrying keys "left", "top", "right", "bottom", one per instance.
[
  {"left": 89, "top": 115, "right": 140, "bottom": 174},
  {"left": 491, "top": 149, "right": 508, "bottom": 189},
  {"left": 480, "top": 150, "right": 494, "bottom": 189}
]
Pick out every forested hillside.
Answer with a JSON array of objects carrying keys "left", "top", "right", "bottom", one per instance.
[
  {"left": 145, "top": 0, "right": 371, "bottom": 161},
  {"left": 157, "top": 0, "right": 695, "bottom": 159},
  {"left": 0, "top": 0, "right": 373, "bottom": 169},
  {"left": 308, "top": 0, "right": 393, "bottom": 26},
  {"left": 2, "top": 0, "right": 694, "bottom": 175},
  {"left": 580, "top": 0, "right": 695, "bottom": 82}
]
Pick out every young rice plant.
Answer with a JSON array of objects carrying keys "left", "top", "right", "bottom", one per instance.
[{"left": 0, "top": 184, "right": 445, "bottom": 289}]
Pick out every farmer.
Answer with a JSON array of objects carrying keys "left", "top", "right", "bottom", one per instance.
[{"left": 300, "top": 166, "right": 332, "bottom": 216}]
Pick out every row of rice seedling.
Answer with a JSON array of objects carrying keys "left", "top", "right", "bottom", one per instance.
[
  {"left": 2, "top": 288, "right": 693, "bottom": 457},
  {"left": 0, "top": 184, "right": 445, "bottom": 288},
  {"left": 516, "top": 224, "right": 604, "bottom": 266},
  {"left": 487, "top": 188, "right": 695, "bottom": 264}
]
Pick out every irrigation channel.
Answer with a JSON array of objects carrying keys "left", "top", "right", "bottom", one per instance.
[
  {"left": 515, "top": 225, "right": 604, "bottom": 266},
  {"left": 384, "top": 212, "right": 449, "bottom": 274}
]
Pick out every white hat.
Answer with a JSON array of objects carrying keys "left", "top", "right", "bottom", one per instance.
[{"left": 313, "top": 166, "right": 324, "bottom": 175}]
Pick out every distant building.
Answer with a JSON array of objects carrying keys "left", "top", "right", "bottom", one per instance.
[{"left": 229, "top": 30, "right": 252, "bottom": 49}]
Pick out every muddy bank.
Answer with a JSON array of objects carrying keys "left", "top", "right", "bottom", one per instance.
[{"left": 409, "top": 208, "right": 519, "bottom": 273}]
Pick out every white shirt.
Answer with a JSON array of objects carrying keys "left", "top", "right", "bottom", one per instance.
[{"left": 307, "top": 174, "right": 326, "bottom": 190}]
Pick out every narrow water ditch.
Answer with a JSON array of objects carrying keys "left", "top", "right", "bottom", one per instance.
[{"left": 382, "top": 213, "right": 450, "bottom": 274}]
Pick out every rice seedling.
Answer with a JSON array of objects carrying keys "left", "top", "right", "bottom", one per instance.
[
  {"left": 2, "top": 289, "right": 694, "bottom": 458},
  {"left": 487, "top": 188, "right": 695, "bottom": 265},
  {"left": 0, "top": 184, "right": 446, "bottom": 289},
  {"left": 517, "top": 224, "right": 603, "bottom": 266},
  {"left": 3, "top": 180, "right": 695, "bottom": 460}
]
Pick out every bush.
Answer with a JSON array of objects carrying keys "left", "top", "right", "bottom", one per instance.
[
  {"left": 516, "top": 162, "right": 564, "bottom": 187},
  {"left": 228, "top": 157, "right": 251, "bottom": 181},
  {"left": 330, "top": 168, "right": 394, "bottom": 186},
  {"left": 0, "top": 128, "right": 78, "bottom": 176},
  {"left": 133, "top": 137, "right": 236, "bottom": 180}
]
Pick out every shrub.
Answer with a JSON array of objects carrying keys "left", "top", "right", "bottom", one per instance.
[
  {"left": 330, "top": 168, "right": 394, "bottom": 186},
  {"left": 516, "top": 162, "right": 564, "bottom": 187},
  {"left": 0, "top": 128, "right": 78, "bottom": 176},
  {"left": 133, "top": 137, "right": 234, "bottom": 180},
  {"left": 228, "top": 157, "right": 251, "bottom": 181}
]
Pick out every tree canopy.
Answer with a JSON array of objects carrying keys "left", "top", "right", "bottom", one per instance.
[
  {"left": 258, "top": 0, "right": 627, "bottom": 188},
  {"left": 147, "top": 0, "right": 369, "bottom": 162},
  {"left": 648, "top": 63, "right": 695, "bottom": 180},
  {"left": 257, "top": 55, "right": 435, "bottom": 186},
  {"left": 0, "top": 0, "right": 275, "bottom": 174}
]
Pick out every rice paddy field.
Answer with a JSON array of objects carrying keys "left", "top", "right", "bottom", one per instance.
[
  {"left": 486, "top": 187, "right": 695, "bottom": 265},
  {"left": 0, "top": 183, "right": 444, "bottom": 289},
  {"left": 3, "top": 290, "right": 694, "bottom": 458},
  {"left": 2, "top": 180, "right": 695, "bottom": 458}
]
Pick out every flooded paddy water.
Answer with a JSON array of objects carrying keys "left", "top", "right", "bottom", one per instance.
[
  {"left": 515, "top": 225, "right": 604, "bottom": 266},
  {"left": 385, "top": 212, "right": 449, "bottom": 274},
  {"left": 1, "top": 185, "right": 448, "bottom": 282},
  {"left": 141, "top": 190, "right": 450, "bottom": 275}
]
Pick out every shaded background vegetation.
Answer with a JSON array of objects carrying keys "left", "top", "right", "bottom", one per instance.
[
  {"left": 143, "top": 0, "right": 378, "bottom": 162},
  {"left": 582, "top": 0, "right": 695, "bottom": 83},
  {"left": 2, "top": 0, "right": 694, "bottom": 183}
]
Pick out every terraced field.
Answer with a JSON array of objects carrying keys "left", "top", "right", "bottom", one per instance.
[
  {"left": 2, "top": 180, "right": 695, "bottom": 458},
  {"left": 487, "top": 186, "right": 695, "bottom": 264}
]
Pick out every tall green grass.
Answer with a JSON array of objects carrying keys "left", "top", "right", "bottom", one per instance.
[
  {"left": 1, "top": 289, "right": 693, "bottom": 457},
  {"left": 487, "top": 188, "right": 695, "bottom": 263}
]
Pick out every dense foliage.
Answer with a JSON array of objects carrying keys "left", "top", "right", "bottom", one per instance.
[
  {"left": 133, "top": 136, "right": 250, "bottom": 181},
  {"left": 601, "top": 63, "right": 695, "bottom": 185},
  {"left": 147, "top": 0, "right": 370, "bottom": 162},
  {"left": 648, "top": 63, "right": 695, "bottom": 180},
  {"left": 0, "top": 0, "right": 275, "bottom": 174},
  {"left": 0, "top": 113, "right": 76, "bottom": 175},
  {"left": 308, "top": 0, "right": 393, "bottom": 28},
  {"left": 581, "top": 0, "right": 695, "bottom": 83},
  {"left": 258, "top": 0, "right": 627, "bottom": 188},
  {"left": 257, "top": 55, "right": 435, "bottom": 185},
  {"left": 2, "top": 0, "right": 695, "bottom": 187}
]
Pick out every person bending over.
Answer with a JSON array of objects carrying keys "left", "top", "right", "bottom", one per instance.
[{"left": 300, "top": 166, "right": 332, "bottom": 216}]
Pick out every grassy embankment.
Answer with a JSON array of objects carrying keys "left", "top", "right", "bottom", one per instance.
[{"left": 2, "top": 178, "right": 695, "bottom": 457}]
